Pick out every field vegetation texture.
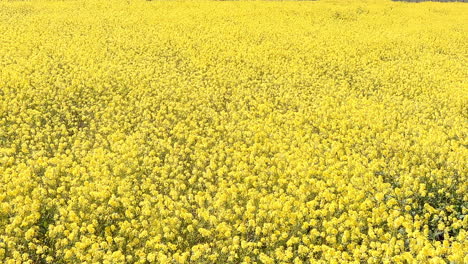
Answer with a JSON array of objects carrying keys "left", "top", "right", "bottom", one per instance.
[{"left": 0, "top": 0, "right": 467, "bottom": 263}]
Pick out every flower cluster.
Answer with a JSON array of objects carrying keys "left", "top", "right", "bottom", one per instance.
[{"left": 0, "top": 0, "right": 467, "bottom": 263}]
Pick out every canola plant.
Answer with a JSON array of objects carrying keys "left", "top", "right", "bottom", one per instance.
[{"left": 0, "top": 0, "right": 467, "bottom": 263}]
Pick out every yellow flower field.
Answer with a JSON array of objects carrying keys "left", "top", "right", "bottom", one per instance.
[{"left": 0, "top": 0, "right": 467, "bottom": 263}]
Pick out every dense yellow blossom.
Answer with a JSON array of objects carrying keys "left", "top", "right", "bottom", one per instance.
[{"left": 0, "top": 0, "right": 467, "bottom": 263}]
